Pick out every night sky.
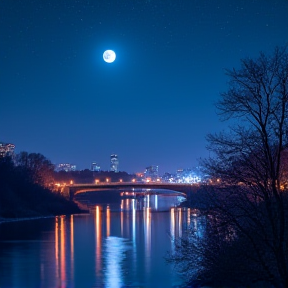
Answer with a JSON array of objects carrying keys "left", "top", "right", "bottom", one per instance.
[{"left": 1, "top": 0, "right": 288, "bottom": 174}]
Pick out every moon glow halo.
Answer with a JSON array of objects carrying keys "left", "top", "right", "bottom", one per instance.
[{"left": 103, "top": 50, "right": 116, "bottom": 63}]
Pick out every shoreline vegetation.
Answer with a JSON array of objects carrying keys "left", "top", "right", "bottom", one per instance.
[
  {"left": 0, "top": 155, "right": 85, "bottom": 221},
  {"left": 168, "top": 48, "right": 288, "bottom": 288}
]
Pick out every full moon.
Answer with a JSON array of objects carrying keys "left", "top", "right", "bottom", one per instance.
[{"left": 103, "top": 50, "right": 116, "bottom": 63}]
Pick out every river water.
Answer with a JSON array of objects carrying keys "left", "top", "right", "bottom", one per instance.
[{"left": 0, "top": 191, "right": 193, "bottom": 288}]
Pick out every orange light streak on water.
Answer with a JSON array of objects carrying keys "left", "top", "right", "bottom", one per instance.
[
  {"left": 121, "top": 209, "right": 124, "bottom": 236},
  {"left": 106, "top": 206, "right": 110, "bottom": 237},
  {"left": 55, "top": 217, "right": 59, "bottom": 279},
  {"left": 60, "top": 216, "right": 66, "bottom": 288},
  {"left": 70, "top": 215, "right": 74, "bottom": 282},
  {"left": 95, "top": 206, "right": 102, "bottom": 276}
]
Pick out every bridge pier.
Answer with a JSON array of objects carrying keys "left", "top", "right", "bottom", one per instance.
[{"left": 62, "top": 186, "right": 74, "bottom": 200}]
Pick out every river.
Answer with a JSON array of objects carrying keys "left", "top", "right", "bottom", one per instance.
[{"left": 0, "top": 190, "right": 194, "bottom": 288}]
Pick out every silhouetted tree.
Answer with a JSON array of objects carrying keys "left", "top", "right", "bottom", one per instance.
[
  {"left": 170, "top": 47, "right": 288, "bottom": 287},
  {"left": 15, "top": 152, "right": 55, "bottom": 188}
]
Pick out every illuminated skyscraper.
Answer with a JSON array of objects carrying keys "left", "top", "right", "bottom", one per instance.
[
  {"left": 91, "top": 162, "right": 101, "bottom": 172},
  {"left": 110, "top": 154, "right": 119, "bottom": 172},
  {"left": 144, "top": 165, "right": 159, "bottom": 181}
]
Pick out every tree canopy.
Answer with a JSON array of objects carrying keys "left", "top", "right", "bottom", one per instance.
[
  {"left": 15, "top": 152, "right": 55, "bottom": 188},
  {"left": 170, "top": 47, "right": 288, "bottom": 287}
]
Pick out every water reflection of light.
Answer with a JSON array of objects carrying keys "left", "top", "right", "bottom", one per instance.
[
  {"left": 70, "top": 215, "right": 74, "bottom": 282},
  {"left": 106, "top": 206, "right": 110, "bottom": 237},
  {"left": 178, "top": 208, "right": 182, "bottom": 238},
  {"left": 104, "top": 237, "right": 127, "bottom": 288},
  {"left": 192, "top": 218, "right": 198, "bottom": 232},
  {"left": 55, "top": 217, "right": 59, "bottom": 279},
  {"left": 187, "top": 208, "right": 191, "bottom": 226},
  {"left": 144, "top": 207, "right": 151, "bottom": 255},
  {"left": 170, "top": 207, "right": 188, "bottom": 248},
  {"left": 170, "top": 208, "right": 175, "bottom": 251},
  {"left": 60, "top": 216, "right": 66, "bottom": 288},
  {"left": 132, "top": 199, "right": 136, "bottom": 246},
  {"left": 121, "top": 209, "right": 124, "bottom": 236},
  {"left": 155, "top": 195, "right": 158, "bottom": 210},
  {"left": 170, "top": 208, "right": 175, "bottom": 238},
  {"left": 95, "top": 206, "right": 102, "bottom": 276}
]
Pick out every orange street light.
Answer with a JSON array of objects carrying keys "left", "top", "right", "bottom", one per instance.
[
  {"left": 95, "top": 179, "right": 99, "bottom": 184},
  {"left": 119, "top": 179, "right": 123, "bottom": 183},
  {"left": 106, "top": 178, "right": 110, "bottom": 183},
  {"left": 70, "top": 180, "right": 74, "bottom": 185},
  {"left": 132, "top": 179, "right": 136, "bottom": 183}
]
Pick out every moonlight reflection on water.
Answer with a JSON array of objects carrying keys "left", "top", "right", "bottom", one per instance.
[{"left": 0, "top": 191, "right": 199, "bottom": 287}]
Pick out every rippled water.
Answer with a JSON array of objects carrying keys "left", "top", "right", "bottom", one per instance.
[{"left": 0, "top": 192, "right": 192, "bottom": 288}]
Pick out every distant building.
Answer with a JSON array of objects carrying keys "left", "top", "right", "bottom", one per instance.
[
  {"left": 91, "top": 162, "right": 101, "bottom": 172},
  {"left": 144, "top": 165, "right": 159, "bottom": 181},
  {"left": 162, "top": 172, "right": 174, "bottom": 183},
  {"left": 56, "top": 163, "right": 76, "bottom": 172},
  {"left": 0, "top": 142, "right": 15, "bottom": 158},
  {"left": 110, "top": 154, "right": 119, "bottom": 172},
  {"left": 175, "top": 168, "right": 202, "bottom": 183}
]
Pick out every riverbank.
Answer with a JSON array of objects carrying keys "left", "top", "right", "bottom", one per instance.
[
  {"left": 0, "top": 215, "right": 56, "bottom": 225},
  {"left": 0, "top": 211, "right": 89, "bottom": 225}
]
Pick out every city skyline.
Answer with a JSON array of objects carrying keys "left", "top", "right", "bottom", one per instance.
[
  {"left": 1, "top": 140, "right": 198, "bottom": 174},
  {"left": 1, "top": 0, "right": 288, "bottom": 173}
]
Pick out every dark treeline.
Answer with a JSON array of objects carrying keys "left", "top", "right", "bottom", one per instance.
[
  {"left": 54, "top": 170, "right": 136, "bottom": 184},
  {"left": 0, "top": 156, "right": 82, "bottom": 219}
]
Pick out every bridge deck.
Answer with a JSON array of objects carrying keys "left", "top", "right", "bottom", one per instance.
[{"left": 66, "top": 182, "right": 200, "bottom": 200}]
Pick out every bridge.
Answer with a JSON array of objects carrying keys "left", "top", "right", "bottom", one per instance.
[{"left": 64, "top": 182, "right": 200, "bottom": 200}]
